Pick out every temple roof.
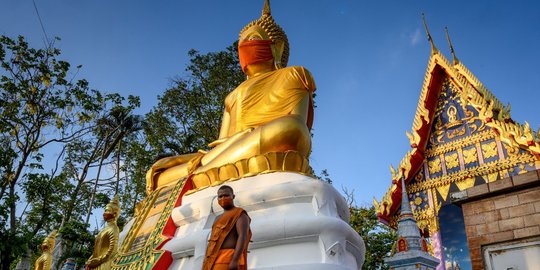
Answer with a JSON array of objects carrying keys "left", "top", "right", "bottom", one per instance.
[{"left": 374, "top": 45, "right": 540, "bottom": 225}]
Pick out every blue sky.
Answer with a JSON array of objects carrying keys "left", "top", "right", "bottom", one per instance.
[{"left": 1, "top": 0, "right": 539, "bottom": 205}]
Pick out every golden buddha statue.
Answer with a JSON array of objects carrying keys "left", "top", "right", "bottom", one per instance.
[
  {"left": 86, "top": 196, "right": 120, "bottom": 270},
  {"left": 146, "top": 0, "right": 315, "bottom": 193},
  {"left": 34, "top": 230, "right": 56, "bottom": 270}
]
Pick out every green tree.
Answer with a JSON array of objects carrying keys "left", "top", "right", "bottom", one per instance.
[
  {"left": 144, "top": 43, "right": 244, "bottom": 155},
  {"left": 116, "top": 137, "right": 152, "bottom": 218},
  {"left": 0, "top": 35, "right": 104, "bottom": 270},
  {"left": 109, "top": 42, "right": 246, "bottom": 222},
  {"left": 53, "top": 96, "right": 140, "bottom": 268},
  {"left": 349, "top": 204, "right": 397, "bottom": 270}
]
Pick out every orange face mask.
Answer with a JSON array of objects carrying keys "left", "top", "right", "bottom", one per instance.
[
  {"left": 218, "top": 197, "right": 234, "bottom": 209},
  {"left": 238, "top": 40, "right": 273, "bottom": 72}
]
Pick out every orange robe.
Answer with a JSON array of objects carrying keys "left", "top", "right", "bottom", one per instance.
[
  {"left": 224, "top": 66, "right": 316, "bottom": 135},
  {"left": 202, "top": 207, "right": 251, "bottom": 270}
]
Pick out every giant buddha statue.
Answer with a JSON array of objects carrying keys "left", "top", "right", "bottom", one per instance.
[{"left": 146, "top": 0, "right": 316, "bottom": 194}]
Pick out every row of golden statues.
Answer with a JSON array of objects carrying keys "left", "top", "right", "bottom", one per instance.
[
  {"left": 34, "top": 197, "right": 120, "bottom": 270},
  {"left": 35, "top": 0, "right": 315, "bottom": 268}
]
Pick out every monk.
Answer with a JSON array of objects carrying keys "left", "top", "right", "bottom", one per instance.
[
  {"left": 145, "top": 0, "right": 316, "bottom": 194},
  {"left": 203, "top": 185, "right": 251, "bottom": 270}
]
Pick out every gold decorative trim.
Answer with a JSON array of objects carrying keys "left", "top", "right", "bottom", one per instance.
[
  {"left": 445, "top": 153, "right": 459, "bottom": 170},
  {"left": 118, "top": 188, "right": 161, "bottom": 253},
  {"left": 407, "top": 153, "right": 537, "bottom": 193},
  {"left": 436, "top": 184, "right": 450, "bottom": 201},
  {"left": 426, "top": 129, "right": 495, "bottom": 158},
  {"left": 455, "top": 177, "right": 475, "bottom": 191},
  {"left": 463, "top": 147, "right": 478, "bottom": 164},
  {"left": 481, "top": 141, "right": 498, "bottom": 159},
  {"left": 428, "top": 158, "right": 442, "bottom": 174},
  {"left": 187, "top": 151, "right": 312, "bottom": 194},
  {"left": 413, "top": 208, "right": 439, "bottom": 233},
  {"left": 112, "top": 179, "right": 187, "bottom": 269}
]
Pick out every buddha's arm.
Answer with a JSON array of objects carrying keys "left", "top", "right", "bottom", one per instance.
[
  {"left": 208, "top": 110, "right": 231, "bottom": 147},
  {"left": 151, "top": 153, "right": 202, "bottom": 170},
  {"left": 290, "top": 92, "right": 309, "bottom": 122},
  {"left": 201, "top": 127, "right": 253, "bottom": 166},
  {"left": 146, "top": 152, "right": 202, "bottom": 192},
  {"left": 197, "top": 91, "right": 312, "bottom": 171},
  {"left": 34, "top": 256, "right": 44, "bottom": 270},
  {"left": 44, "top": 257, "right": 51, "bottom": 270}
]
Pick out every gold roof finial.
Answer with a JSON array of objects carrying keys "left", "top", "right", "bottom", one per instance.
[
  {"left": 422, "top": 13, "right": 438, "bottom": 54},
  {"left": 262, "top": 0, "right": 271, "bottom": 16},
  {"left": 445, "top": 26, "right": 459, "bottom": 64}
]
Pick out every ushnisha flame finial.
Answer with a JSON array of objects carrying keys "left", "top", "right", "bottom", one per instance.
[
  {"left": 421, "top": 13, "right": 438, "bottom": 54},
  {"left": 445, "top": 26, "right": 459, "bottom": 64},
  {"left": 44, "top": 230, "right": 57, "bottom": 250},
  {"left": 106, "top": 195, "right": 121, "bottom": 221},
  {"left": 262, "top": 0, "right": 271, "bottom": 15}
]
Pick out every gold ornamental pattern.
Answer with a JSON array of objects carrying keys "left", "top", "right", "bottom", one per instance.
[
  {"left": 426, "top": 130, "right": 495, "bottom": 158},
  {"left": 407, "top": 153, "right": 537, "bottom": 193},
  {"left": 188, "top": 150, "right": 312, "bottom": 193}
]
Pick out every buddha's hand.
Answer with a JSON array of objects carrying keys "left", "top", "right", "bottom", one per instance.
[
  {"left": 208, "top": 128, "right": 254, "bottom": 148},
  {"left": 86, "top": 258, "right": 99, "bottom": 267},
  {"left": 208, "top": 138, "right": 227, "bottom": 148}
]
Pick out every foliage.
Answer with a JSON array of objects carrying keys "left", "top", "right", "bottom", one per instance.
[
  {"left": 315, "top": 169, "right": 333, "bottom": 184},
  {"left": 0, "top": 35, "right": 143, "bottom": 269},
  {"left": 144, "top": 43, "right": 244, "bottom": 155},
  {"left": 56, "top": 220, "right": 94, "bottom": 267},
  {"left": 349, "top": 205, "right": 397, "bottom": 270},
  {"left": 0, "top": 34, "right": 105, "bottom": 270}
]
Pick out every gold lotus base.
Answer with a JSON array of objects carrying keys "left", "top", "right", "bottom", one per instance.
[{"left": 187, "top": 151, "right": 312, "bottom": 195}]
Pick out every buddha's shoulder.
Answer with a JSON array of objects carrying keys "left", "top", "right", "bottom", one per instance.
[
  {"left": 277, "top": 66, "right": 316, "bottom": 91},
  {"left": 278, "top": 66, "right": 313, "bottom": 78}
]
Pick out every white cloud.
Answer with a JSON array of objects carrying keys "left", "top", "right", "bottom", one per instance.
[{"left": 410, "top": 28, "right": 422, "bottom": 46}]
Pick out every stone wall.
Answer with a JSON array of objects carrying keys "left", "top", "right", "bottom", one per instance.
[{"left": 457, "top": 170, "right": 540, "bottom": 270}]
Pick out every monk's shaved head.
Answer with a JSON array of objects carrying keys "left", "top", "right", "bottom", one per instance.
[{"left": 218, "top": 185, "right": 234, "bottom": 194}]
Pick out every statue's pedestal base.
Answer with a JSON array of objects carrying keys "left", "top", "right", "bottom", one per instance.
[{"left": 162, "top": 172, "right": 365, "bottom": 269}]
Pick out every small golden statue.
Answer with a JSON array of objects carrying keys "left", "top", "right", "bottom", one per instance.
[
  {"left": 34, "top": 230, "right": 57, "bottom": 270},
  {"left": 146, "top": 0, "right": 316, "bottom": 193},
  {"left": 86, "top": 196, "right": 120, "bottom": 270}
]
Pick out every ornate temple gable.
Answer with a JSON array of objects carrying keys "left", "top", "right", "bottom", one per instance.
[{"left": 375, "top": 49, "right": 540, "bottom": 225}]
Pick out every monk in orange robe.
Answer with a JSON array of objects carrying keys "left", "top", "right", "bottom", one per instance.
[{"left": 203, "top": 185, "right": 251, "bottom": 270}]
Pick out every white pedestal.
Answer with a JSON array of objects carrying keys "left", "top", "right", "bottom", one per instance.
[{"left": 161, "top": 172, "right": 365, "bottom": 269}]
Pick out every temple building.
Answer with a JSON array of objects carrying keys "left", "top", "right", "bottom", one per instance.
[{"left": 375, "top": 21, "right": 540, "bottom": 270}]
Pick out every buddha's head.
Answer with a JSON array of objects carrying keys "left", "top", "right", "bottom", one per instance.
[
  {"left": 103, "top": 196, "right": 121, "bottom": 222},
  {"left": 41, "top": 230, "right": 57, "bottom": 252},
  {"left": 238, "top": 0, "right": 289, "bottom": 75}
]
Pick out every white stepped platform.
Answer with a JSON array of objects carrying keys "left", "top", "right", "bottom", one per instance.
[
  {"left": 119, "top": 172, "right": 365, "bottom": 269},
  {"left": 166, "top": 172, "right": 365, "bottom": 269}
]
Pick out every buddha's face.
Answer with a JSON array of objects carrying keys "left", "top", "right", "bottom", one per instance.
[
  {"left": 41, "top": 239, "right": 50, "bottom": 251},
  {"left": 239, "top": 25, "right": 285, "bottom": 76},
  {"left": 103, "top": 205, "right": 116, "bottom": 221}
]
